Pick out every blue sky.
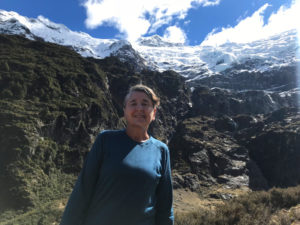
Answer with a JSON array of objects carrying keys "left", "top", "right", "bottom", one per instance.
[{"left": 0, "top": 0, "right": 298, "bottom": 46}]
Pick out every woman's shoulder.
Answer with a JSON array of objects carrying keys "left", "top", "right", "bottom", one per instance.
[
  {"left": 99, "top": 129, "right": 123, "bottom": 135},
  {"left": 98, "top": 129, "right": 125, "bottom": 138},
  {"left": 150, "top": 136, "right": 169, "bottom": 151}
]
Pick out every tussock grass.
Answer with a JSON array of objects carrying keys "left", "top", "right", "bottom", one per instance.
[
  {"left": 0, "top": 199, "right": 67, "bottom": 225},
  {"left": 175, "top": 185, "right": 300, "bottom": 225}
]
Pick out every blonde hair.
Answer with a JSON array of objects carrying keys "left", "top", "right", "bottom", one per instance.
[{"left": 124, "top": 84, "right": 160, "bottom": 108}]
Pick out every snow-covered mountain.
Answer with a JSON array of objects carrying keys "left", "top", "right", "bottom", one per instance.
[
  {"left": 0, "top": 10, "right": 121, "bottom": 57},
  {"left": 0, "top": 10, "right": 147, "bottom": 71},
  {"left": 135, "top": 30, "right": 298, "bottom": 81},
  {"left": 0, "top": 9, "right": 299, "bottom": 85}
]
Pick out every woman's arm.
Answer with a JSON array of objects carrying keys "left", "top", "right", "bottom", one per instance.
[
  {"left": 155, "top": 146, "right": 174, "bottom": 225},
  {"left": 60, "top": 133, "right": 104, "bottom": 225}
]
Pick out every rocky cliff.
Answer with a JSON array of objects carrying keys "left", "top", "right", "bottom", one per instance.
[{"left": 0, "top": 33, "right": 299, "bottom": 224}]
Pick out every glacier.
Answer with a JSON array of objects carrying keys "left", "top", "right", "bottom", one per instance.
[{"left": 0, "top": 9, "right": 299, "bottom": 81}]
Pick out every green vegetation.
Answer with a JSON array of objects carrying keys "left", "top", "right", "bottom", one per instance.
[
  {"left": 0, "top": 198, "right": 68, "bottom": 225},
  {"left": 175, "top": 185, "right": 300, "bottom": 225},
  {"left": 0, "top": 34, "right": 121, "bottom": 224},
  {"left": 0, "top": 35, "right": 109, "bottom": 105}
]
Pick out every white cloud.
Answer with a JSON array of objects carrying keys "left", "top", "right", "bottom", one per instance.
[
  {"left": 82, "top": 0, "right": 220, "bottom": 42},
  {"left": 201, "top": 0, "right": 300, "bottom": 46},
  {"left": 163, "top": 26, "right": 187, "bottom": 43}
]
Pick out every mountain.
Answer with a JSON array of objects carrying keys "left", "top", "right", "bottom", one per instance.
[
  {"left": 0, "top": 10, "right": 147, "bottom": 71},
  {"left": 1, "top": 9, "right": 300, "bottom": 225},
  {"left": 1, "top": 9, "right": 298, "bottom": 86},
  {"left": 135, "top": 30, "right": 298, "bottom": 79}
]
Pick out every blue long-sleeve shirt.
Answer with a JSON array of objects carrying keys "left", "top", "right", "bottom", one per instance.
[{"left": 60, "top": 129, "right": 174, "bottom": 225}]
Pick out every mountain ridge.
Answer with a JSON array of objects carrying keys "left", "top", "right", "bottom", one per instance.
[
  {"left": 1, "top": 9, "right": 298, "bottom": 83},
  {"left": 0, "top": 9, "right": 148, "bottom": 72}
]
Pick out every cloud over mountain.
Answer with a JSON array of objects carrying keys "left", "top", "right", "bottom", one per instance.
[
  {"left": 82, "top": 0, "right": 220, "bottom": 42},
  {"left": 201, "top": 0, "right": 299, "bottom": 46}
]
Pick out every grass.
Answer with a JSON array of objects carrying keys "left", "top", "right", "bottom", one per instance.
[
  {"left": 0, "top": 167, "right": 75, "bottom": 225},
  {"left": 174, "top": 185, "right": 300, "bottom": 225},
  {"left": 4, "top": 184, "right": 298, "bottom": 225},
  {"left": 0, "top": 198, "right": 68, "bottom": 225}
]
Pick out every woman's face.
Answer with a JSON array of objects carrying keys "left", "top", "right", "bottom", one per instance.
[{"left": 124, "top": 91, "right": 156, "bottom": 130}]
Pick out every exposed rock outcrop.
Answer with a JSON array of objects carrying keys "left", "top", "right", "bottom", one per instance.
[
  {"left": 190, "top": 86, "right": 299, "bottom": 117},
  {"left": 169, "top": 116, "right": 268, "bottom": 190},
  {"left": 235, "top": 108, "right": 300, "bottom": 188},
  {"left": 170, "top": 107, "right": 300, "bottom": 191},
  {"left": 0, "top": 34, "right": 300, "bottom": 219},
  {"left": 190, "top": 65, "right": 297, "bottom": 91}
]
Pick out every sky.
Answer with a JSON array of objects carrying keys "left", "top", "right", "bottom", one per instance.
[{"left": 0, "top": 0, "right": 299, "bottom": 46}]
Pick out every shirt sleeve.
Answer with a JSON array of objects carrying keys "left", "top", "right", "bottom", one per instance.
[
  {"left": 155, "top": 146, "right": 174, "bottom": 225},
  {"left": 60, "top": 132, "right": 104, "bottom": 225}
]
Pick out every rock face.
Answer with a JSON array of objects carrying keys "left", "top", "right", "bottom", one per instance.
[
  {"left": 190, "top": 86, "right": 299, "bottom": 117},
  {"left": 169, "top": 116, "right": 268, "bottom": 190},
  {"left": 189, "top": 65, "right": 298, "bottom": 91},
  {"left": 170, "top": 108, "right": 300, "bottom": 190},
  {"left": 236, "top": 108, "right": 300, "bottom": 188},
  {"left": 171, "top": 77, "right": 300, "bottom": 191},
  {"left": 0, "top": 33, "right": 300, "bottom": 220},
  {"left": 109, "top": 41, "right": 149, "bottom": 72}
]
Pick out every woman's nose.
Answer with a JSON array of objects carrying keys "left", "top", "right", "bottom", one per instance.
[{"left": 136, "top": 104, "right": 144, "bottom": 110}]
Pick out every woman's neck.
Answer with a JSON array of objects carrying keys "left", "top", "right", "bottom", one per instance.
[{"left": 125, "top": 126, "right": 149, "bottom": 143}]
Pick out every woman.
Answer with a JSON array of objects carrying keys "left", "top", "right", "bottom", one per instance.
[{"left": 60, "top": 84, "right": 174, "bottom": 225}]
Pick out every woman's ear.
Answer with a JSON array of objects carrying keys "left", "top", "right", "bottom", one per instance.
[{"left": 152, "top": 107, "right": 157, "bottom": 121}]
